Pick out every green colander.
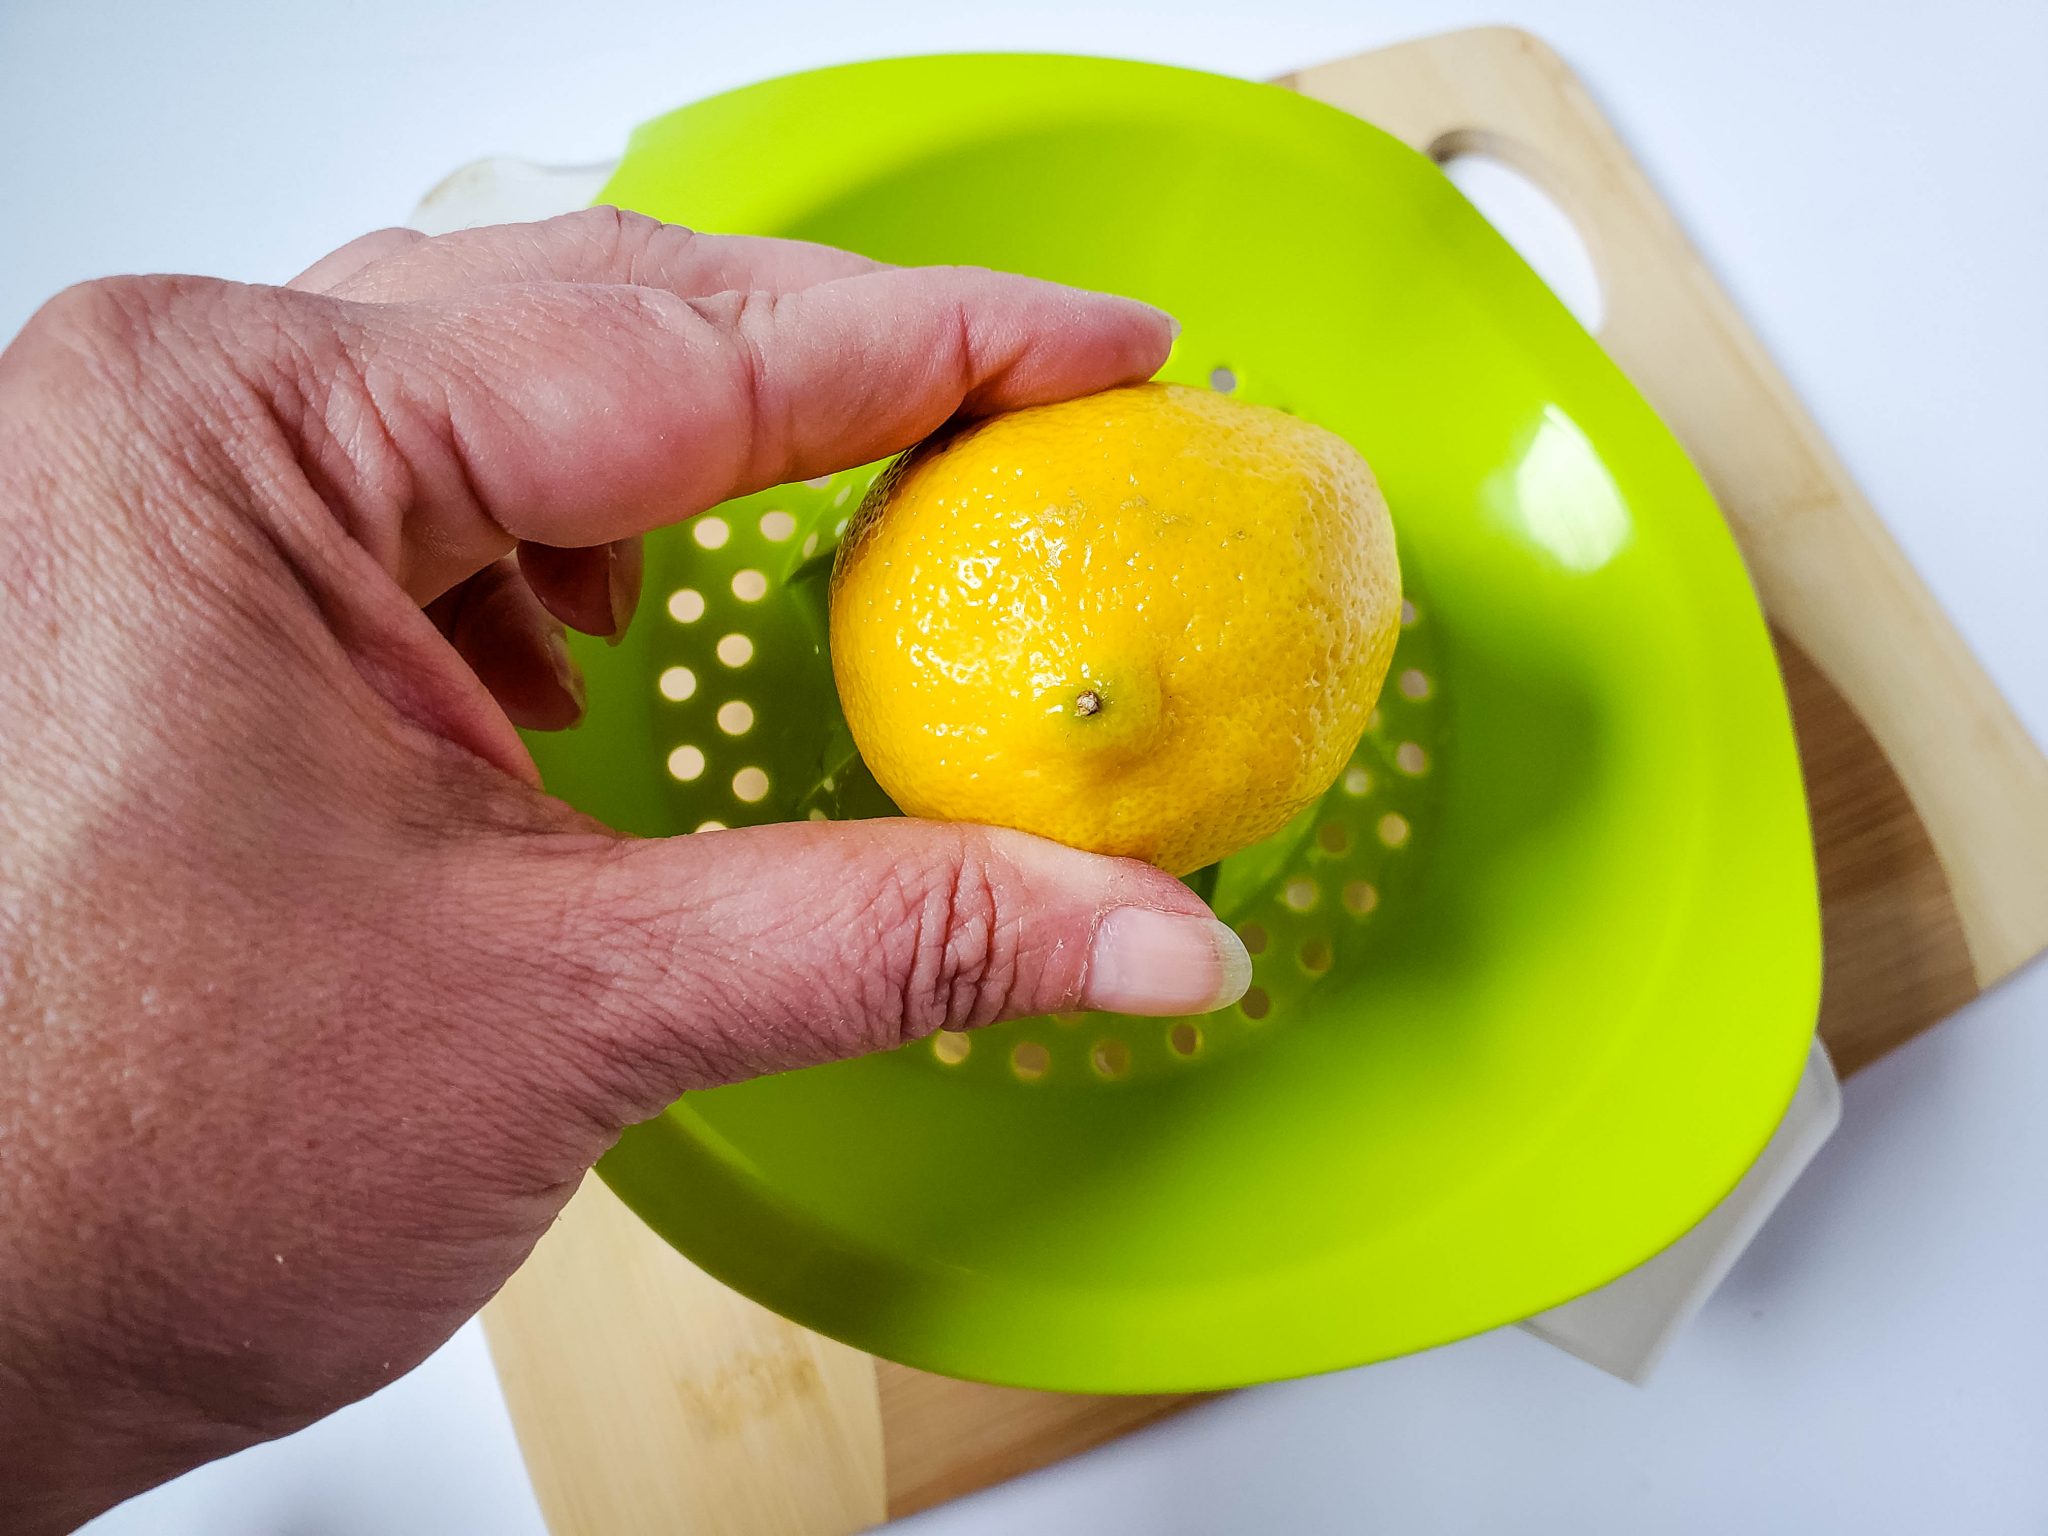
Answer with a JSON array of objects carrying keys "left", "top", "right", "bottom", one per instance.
[{"left": 532, "top": 53, "right": 1820, "bottom": 1391}]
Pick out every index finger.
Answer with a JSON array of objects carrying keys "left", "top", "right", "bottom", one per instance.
[{"left": 317, "top": 264, "right": 1174, "bottom": 598}]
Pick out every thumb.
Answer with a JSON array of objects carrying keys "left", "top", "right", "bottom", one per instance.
[{"left": 506, "top": 820, "right": 1251, "bottom": 1123}]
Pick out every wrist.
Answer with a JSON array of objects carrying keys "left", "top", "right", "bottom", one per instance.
[{"left": 0, "top": 1212, "right": 247, "bottom": 1534}]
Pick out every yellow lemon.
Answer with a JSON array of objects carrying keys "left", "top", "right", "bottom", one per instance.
[{"left": 829, "top": 381, "right": 1400, "bottom": 876}]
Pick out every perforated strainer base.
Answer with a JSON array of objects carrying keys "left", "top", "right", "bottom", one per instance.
[
  {"left": 639, "top": 356, "right": 1446, "bottom": 1090},
  {"left": 555, "top": 49, "right": 1820, "bottom": 1395}
]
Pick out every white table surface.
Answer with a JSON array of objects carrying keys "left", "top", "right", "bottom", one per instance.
[{"left": 5, "top": 0, "right": 2043, "bottom": 1530}]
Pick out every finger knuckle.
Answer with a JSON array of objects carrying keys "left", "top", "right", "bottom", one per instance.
[
  {"left": 13, "top": 276, "right": 191, "bottom": 393},
  {"left": 1, "top": 277, "right": 259, "bottom": 518},
  {"left": 32, "top": 273, "right": 181, "bottom": 334},
  {"left": 567, "top": 204, "right": 676, "bottom": 265},
  {"left": 867, "top": 835, "right": 1025, "bottom": 1043}
]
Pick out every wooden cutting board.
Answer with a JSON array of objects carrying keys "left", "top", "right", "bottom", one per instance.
[{"left": 480, "top": 26, "right": 2048, "bottom": 1533}]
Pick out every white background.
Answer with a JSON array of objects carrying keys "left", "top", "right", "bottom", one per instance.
[{"left": 4, "top": 0, "right": 2045, "bottom": 1530}]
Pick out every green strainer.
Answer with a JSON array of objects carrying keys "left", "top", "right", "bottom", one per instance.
[{"left": 531, "top": 53, "right": 1819, "bottom": 1392}]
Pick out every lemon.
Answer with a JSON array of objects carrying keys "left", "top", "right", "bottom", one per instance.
[{"left": 829, "top": 381, "right": 1400, "bottom": 876}]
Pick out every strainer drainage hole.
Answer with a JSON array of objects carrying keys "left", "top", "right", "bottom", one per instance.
[
  {"left": 666, "top": 745, "right": 706, "bottom": 782},
  {"left": 717, "top": 633, "right": 754, "bottom": 667},
  {"left": 716, "top": 700, "right": 754, "bottom": 735},
  {"left": 1011, "top": 1041, "right": 1050, "bottom": 1082},
  {"left": 1398, "top": 668, "right": 1432, "bottom": 700},
  {"left": 1052, "top": 1011, "right": 1087, "bottom": 1027},
  {"left": 932, "top": 1031, "right": 971, "bottom": 1065},
  {"left": 1318, "top": 822, "right": 1351, "bottom": 854},
  {"left": 1169, "top": 1022, "right": 1203, "bottom": 1058},
  {"left": 1378, "top": 812, "right": 1411, "bottom": 848},
  {"left": 667, "top": 589, "right": 706, "bottom": 623},
  {"left": 1241, "top": 987, "right": 1272, "bottom": 1022},
  {"left": 1342, "top": 881, "right": 1379, "bottom": 915},
  {"left": 801, "top": 533, "right": 819, "bottom": 558},
  {"left": 1282, "top": 876, "right": 1320, "bottom": 913},
  {"left": 1401, "top": 599, "right": 1419, "bottom": 626},
  {"left": 695, "top": 819, "right": 725, "bottom": 833},
  {"left": 1343, "top": 766, "right": 1372, "bottom": 797},
  {"left": 1091, "top": 1039, "right": 1132, "bottom": 1079},
  {"left": 759, "top": 510, "right": 796, "bottom": 542},
  {"left": 692, "top": 516, "right": 730, "bottom": 550},
  {"left": 1396, "top": 741, "right": 1428, "bottom": 775},
  {"left": 1237, "top": 922, "right": 1268, "bottom": 956},
  {"left": 1209, "top": 365, "right": 1237, "bottom": 392},
  {"left": 658, "top": 666, "right": 697, "bottom": 701},
  {"left": 731, "top": 569, "right": 768, "bottom": 602},
  {"left": 1300, "top": 937, "right": 1333, "bottom": 974},
  {"left": 732, "top": 767, "right": 770, "bottom": 803}
]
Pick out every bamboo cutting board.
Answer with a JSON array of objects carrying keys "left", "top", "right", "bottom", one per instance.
[{"left": 480, "top": 26, "right": 2048, "bottom": 1533}]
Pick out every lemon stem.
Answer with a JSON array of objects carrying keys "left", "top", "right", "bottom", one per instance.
[{"left": 1074, "top": 689, "right": 1102, "bottom": 718}]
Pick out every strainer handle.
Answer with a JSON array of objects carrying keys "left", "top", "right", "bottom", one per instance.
[{"left": 1287, "top": 27, "right": 2048, "bottom": 1002}]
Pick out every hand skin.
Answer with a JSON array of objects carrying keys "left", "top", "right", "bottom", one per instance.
[{"left": 0, "top": 209, "right": 1252, "bottom": 1533}]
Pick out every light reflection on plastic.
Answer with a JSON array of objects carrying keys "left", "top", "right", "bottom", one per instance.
[{"left": 1508, "top": 405, "right": 1630, "bottom": 573}]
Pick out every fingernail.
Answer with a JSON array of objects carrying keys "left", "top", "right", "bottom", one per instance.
[
  {"left": 1082, "top": 907, "right": 1251, "bottom": 1016},
  {"left": 546, "top": 629, "right": 586, "bottom": 721},
  {"left": 605, "top": 537, "right": 643, "bottom": 647},
  {"left": 1164, "top": 312, "right": 1182, "bottom": 339}
]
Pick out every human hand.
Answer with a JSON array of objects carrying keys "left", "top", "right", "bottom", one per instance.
[{"left": 0, "top": 210, "right": 1250, "bottom": 1532}]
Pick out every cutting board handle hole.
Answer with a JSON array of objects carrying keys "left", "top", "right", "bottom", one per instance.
[{"left": 1430, "top": 138, "right": 1605, "bottom": 332}]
